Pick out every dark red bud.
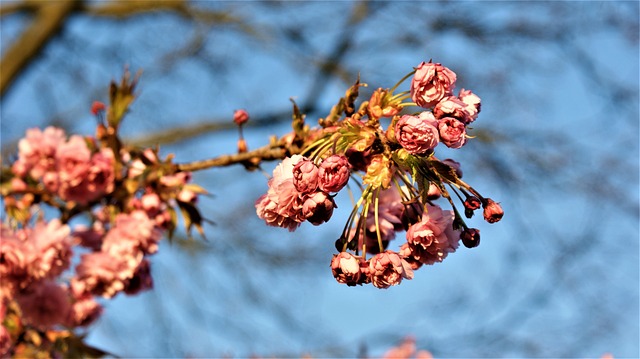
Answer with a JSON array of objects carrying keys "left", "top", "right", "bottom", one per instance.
[{"left": 461, "top": 228, "right": 481, "bottom": 248}]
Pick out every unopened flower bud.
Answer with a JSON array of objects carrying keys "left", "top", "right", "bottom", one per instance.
[
  {"left": 427, "top": 183, "right": 441, "bottom": 200},
  {"left": 318, "top": 155, "right": 350, "bottom": 193},
  {"left": 482, "top": 198, "right": 504, "bottom": 223},
  {"left": 461, "top": 228, "right": 480, "bottom": 248},
  {"left": 91, "top": 101, "right": 106, "bottom": 116},
  {"left": 464, "top": 196, "right": 482, "bottom": 210},
  {"left": 233, "top": 109, "right": 249, "bottom": 126}
]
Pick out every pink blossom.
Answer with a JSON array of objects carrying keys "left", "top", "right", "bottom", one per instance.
[
  {"left": 411, "top": 61, "right": 457, "bottom": 108},
  {"left": 318, "top": 155, "right": 350, "bottom": 193},
  {"left": 10, "top": 178, "right": 27, "bottom": 192},
  {"left": 330, "top": 252, "right": 362, "bottom": 286},
  {"left": 433, "top": 96, "right": 472, "bottom": 124},
  {"left": 256, "top": 155, "right": 306, "bottom": 231},
  {"left": 16, "top": 280, "right": 70, "bottom": 328},
  {"left": 292, "top": 158, "right": 319, "bottom": 194},
  {"left": 12, "top": 127, "right": 66, "bottom": 179},
  {"left": 102, "top": 210, "right": 163, "bottom": 256},
  {"left": 368, "top": 250, "right": 413, "bottom": 289},
  {"left": 72, "top": 252, "right": 132, "bottom": 298},
  {"left": 301, "top": 191, "right": 336, "bottom": 225},
  {"left": 407, "top": 205, "right": 460, "bottom": 264},
  {"left": 67, "top": 295, "right": 103, "bottom": 327},
  {"left": 395, "top": 113, "right": 439, "bottom": 155},
  {"left": 233, "top": 109, "right": 250, "bottom": 126},
  {"left": 28, "top": 219, "right": 73, "bottom": 280},
  {"left": 458, "top": 88, "right": 481, "bottom": 122},
  {"left": 0, "top": 226, "right": 31, "bottom": 291},
  {"left": 56, "top": 139, "right": 115, "bottom": 205},
  {"left": 404, "top": 204, "right": 460, "bottom": 265},
  {"left": 398, "top": 243, "right": 423, "bottom": 270},
  {"left": 437, "top": 117, "right": 467, "bottom": 149},
  {"left": 383, "top": 337, "right": 432, "bottom": 359}
]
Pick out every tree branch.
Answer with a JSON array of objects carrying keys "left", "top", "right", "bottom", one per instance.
[
  {"left": 0, "top": 0, "right": 78, "bottom": 99},
  {"left": 175, "top": 144, "right": 286, "bottom": 172}
]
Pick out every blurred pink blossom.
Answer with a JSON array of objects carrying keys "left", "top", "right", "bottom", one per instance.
[
  {"left": 12, "top": 126, "right": 65, "bottom": 179},
  {"left": 72, "top": 252, "right": 132, "bottom": 298},
  {"left": 67, "top": 295, "right": 103, "bottom": 327},
  {"left": 16, "top": 280, "right": 70, "bottom": 328}
]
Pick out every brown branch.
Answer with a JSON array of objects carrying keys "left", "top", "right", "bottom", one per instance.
[
  {"left": 175, "top": 144, "right": 286, "bottom": 172},
  {"left": 0, "top": 0, "right": 78, "bottom": 99}
]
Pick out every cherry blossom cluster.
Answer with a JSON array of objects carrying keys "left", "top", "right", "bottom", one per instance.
[
  {"left": 0, "top": 74, "right": 204, "bottom": 357},
  {"left": 255, "top": 60, "right": 503, "bottom": 288}
]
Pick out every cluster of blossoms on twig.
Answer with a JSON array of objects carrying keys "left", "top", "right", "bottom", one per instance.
[
  {"left": 0, "top": 72, "right": 206, "bottom": 357},
  {"left": 256, "top": 60, "right": 504, "bottom": 288}
]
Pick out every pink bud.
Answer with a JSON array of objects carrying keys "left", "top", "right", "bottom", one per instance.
[
  {"left": 233, "top": 109, "right": 249, "bottom": 126},
  {"left": 91, "top": 101, "right": 106, "bottom": 116},
  {"left": 482, "top": 198, "right": 504, "bottom": 223}
]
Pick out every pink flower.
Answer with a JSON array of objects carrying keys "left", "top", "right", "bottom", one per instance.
[
  {"left": 256, "top": 155, "right": 306, "bottom": 231},
  {"left": 368, "top": 250, "right": 413, "bottom": 289},
  {"left": 404, "top": 204, "right": 460, "bottom": 265},
  {"left": 233, "top": 109, "right": 250, "bottom": 126},
  {"left": 292, "top": 158, "right": 319, "bottom": 194},
  {"left": 437, "top": 117, "right": 467, "bottom": 149},
  {"left": 301, "top": 191, "right": 336, "bottom": 225},
  {"left": 330, "top": 252, "right": 363, "bottom": 286},
  {"left": 395, "top": 113, "right": 440, "bottom": 155},
  {"left": 16, "top": 280, "right": 70, "bottom": 328},
  {"left": 482, "top": 198, "right": 504, "bottom": 223},
  {"left": 411, "top": 61, "right": 457, "bottom": 108},
  {"left": 102, "top": 210, "right": 163, "bottom": 256},
  {"left": 318, "top": 155, "right": 350, "bottom": 193},
  {"left": 458, "top": 88, "right": 481, "bottom": 122},
  {"left": 0, "top": 226, "right": 31, "bottom": 291},
  {"left": 12, "top": 127, "right": 65, "bottom": 179},
  {"left": 28, "top": 219, "right": 73, "bottom": 280},
  {"left": 67, "top": 295, "right": 103, "bottom": 327},
  {"left": 383, "top": 337, "right": 432, "bottom": 359},
  {"left": 56, "top": 138, "right": 115, "bottom": 205},
  {"left": 433, "top": 96, "right": 472, "bottom": 124},
  {"left": 72, "top": 252, "right": 132, "bottom": 298}
]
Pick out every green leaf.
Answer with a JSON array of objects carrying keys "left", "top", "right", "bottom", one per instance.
[{"left": 428, "top": 159, "right": 460, "bottom": 184}]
